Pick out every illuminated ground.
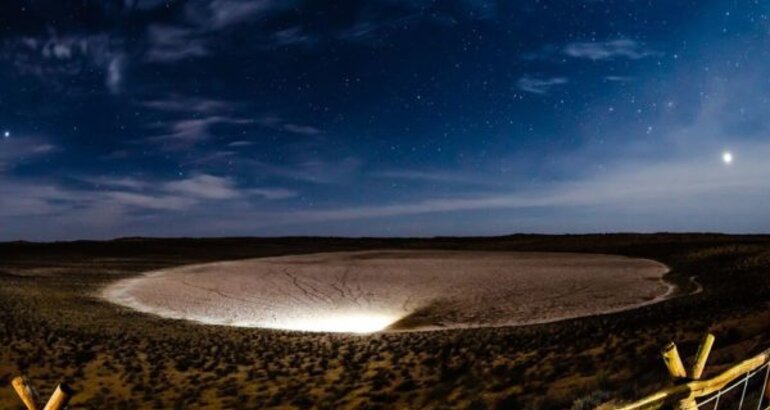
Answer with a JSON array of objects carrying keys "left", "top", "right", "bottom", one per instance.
[{"left": 102, "top": 250, "right": 670, "bottom": 333}]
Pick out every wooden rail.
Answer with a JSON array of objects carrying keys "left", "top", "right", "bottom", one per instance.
[{"left": 615, "top": 334, "right": 770, "bottom": 410}]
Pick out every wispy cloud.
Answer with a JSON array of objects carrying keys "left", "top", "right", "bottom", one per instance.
[
  {"left": 0, "top": 181, "right": 82, "bottom": 218},
  {"left": 0, "top": 169, "right": 302, "bottom": 239},
  {"left": 249, "top": 187, "right": 297, "bottom": 200},
  {"left": 0, "top": 137, "right": 58, "bottom": 171},
  {"left": 145, "top": 25, "right": 209, "bottom": 63},
  {"left": 140, "top": 99, "right": 320, "bottom": 144},
  {"left": 257, "top": 116, "right": 323, "bottom": 136},
  {"left": 338, "top": 14, "right": 424, "bottom": 45},
  {"left": 281, "top": 123, "right": 322, "bottom": 136},
  {"left": 563, "top": 39, "right": 658, "bottom": 60},
  {"left": 604, "top": 75, "right": 634, "bottom": 82},
  {"left": 516, "top": 76, "right": 568, "bottom": 94},
  {"left": 163, "top": 174, "right": 241, "bottom": 200},
  {"left": 523, "top": 39, "right": 659, "bottom": 63},
  {"left": 2, "top": 172, "right": 294, "bottom": 219},
  {"left": 80, "top": 176, "right": 149, "bottom": 190},
  {"left": 141, "top": 96, "right": 235, "bottom": 114},
  {"left": 106, "top": 55, "right": 125, "bottom": 94},
  {"left": 185, "top": 0, "right": 296, "bottom": 31},
  {"left": 373, "top": 169, "right": 502, "bottom": 186},
  {"left": 227, "top": 141, "right": 255, "bottom": 148},
  {"left": 271, "top": 27, "right": 316, "bottom": 47},
  {"left": 139, "top": 0, "right": 301, "bottom": 65},
  {"left": 105, "top": 191, "right": 197, "bottom": 211},
  {"left": 147, "top": 116, "right": 254, "bottom": 144},
  {"left": 251, "top": 157, "right": 363, "bottom": 184},
  {"left": 3, "top": 33, "right": 123, "bottom": 93}
]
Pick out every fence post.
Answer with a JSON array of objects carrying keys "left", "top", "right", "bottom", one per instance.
[
  {"left": 11, "top": 376, "right": 40, "bottom": 410},
  {"left": 661, "top": 341, "right": 699, "bottom": 410},
  {"left": 662, "top": 342, "right": 688, "bottom": 379},
  {"left": 691, "top": 333, "right": 715, "bottom": 380},
  {"left": 43, "top": 384, "right": 74, "bottom": 410}
]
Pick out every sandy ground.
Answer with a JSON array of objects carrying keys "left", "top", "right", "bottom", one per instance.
[{"left": 102, "top": 250, "right": 670, "bottom": 333}]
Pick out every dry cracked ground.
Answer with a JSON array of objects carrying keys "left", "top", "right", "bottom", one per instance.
[{"left": 103, "top": 250, "right": 670, "bottom": 333}]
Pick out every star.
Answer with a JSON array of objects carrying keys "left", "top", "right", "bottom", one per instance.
[{"left": 3, "top": 131, "right": 9, "bottom": 138}]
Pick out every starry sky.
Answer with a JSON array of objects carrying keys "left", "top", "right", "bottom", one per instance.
[{"left": 1, "top": 0, "right": 769, "bottom": 240}]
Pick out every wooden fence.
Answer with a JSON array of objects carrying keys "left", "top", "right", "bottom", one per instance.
[{"left": 616, "top": 334, "right": 770, "bottom": 410}]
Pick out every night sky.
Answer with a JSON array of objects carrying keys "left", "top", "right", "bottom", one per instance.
[{"left": 1, "top": 1, "right": 769, "bottom": 240}]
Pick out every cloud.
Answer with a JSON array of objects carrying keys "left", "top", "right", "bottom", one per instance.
[
  {"left": 147, "top": 116, "right": 254, "bottom": 144},
  {"left": 249, "top": 188, "right": 297, "bottom": 200},
  {"left": 281, "top": 123, "right": 322, "bottom": 135},
  {"left": 0, "top": 181, "right": 81, "bottom": 217},
  {"left": 373, "top": 169, "right": 502, "bottom": 186},
  {"left": 338, "top": 14, "right": 423, "bottom": 45},
  {"left": 106, "top": 191, "right": 197, "bottom": 211},
  {"left": 0, "top": 172, "right": 295, "bottom": 238},
  {"left": 516, "top": 76, "right": 568, "bottom": 94},
  {"left": 0, "top": 137, "right": 58, "bottom": 171},
  {"left": 106, "top": 55, "right": 125, "bottom": 94},
  {"left": 271, "top": 27, "right": 316, "bottom": 47},
  {"left": 227, "top": 141, "right": 255, "bottom": 148},
  {"left": 32, "top": 37, "right": 83, "bottom": 60},
  {"left": 141, "top": 1, "right": 306, "bottom": 63},
  {"left": 142, "top": 96, "right": 234, "bottom": 113},
  {"left": 251, "top": 157, "right": 363, "bottom": 184},
  {"left": 164, "top": 174, "right": 241, "bottom": 200},
  {"left": 141, "top": 98, "right": 321, "bottom": 145},
  {"left": 257, "top": 116, "right": 323, "bottom": 136},
  {"left": 4, "top": 34, "right": 124, "bottom": 93},
  {"left": 141, "top": 96, "right": 255, "bottom": 146},
  {"left": 604, "top": 75, "right": 634, "bottom": 82},
  {"left": 563, "top": 39, "right": 658, "bottom": 60},
  {"left": 160, "top": 118, "right": 218, "bottom": 142},
  {"left": 145, "top": 25, "right": 209, "bottom": 63},
  {"left": 192, "top": 0, "right": 294, "bottom": 30},
  {"left": 81, "top": 176, "right": 149, "bottom": 190}
]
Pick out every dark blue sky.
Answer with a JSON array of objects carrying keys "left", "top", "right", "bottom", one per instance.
[{"left": 1, "top": 0, "right": 769, "bottom": 240}]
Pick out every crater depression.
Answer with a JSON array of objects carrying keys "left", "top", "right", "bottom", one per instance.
[{"left": 102, "top": 250, "right": 671, "bottom": 333}]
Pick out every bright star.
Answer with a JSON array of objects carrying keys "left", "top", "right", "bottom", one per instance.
[
  {"left": 3, "top": 131, "right": 8, "bottom": 138},
  {"left": 722, "top": 151, "right": 733, "bottom": 165}
]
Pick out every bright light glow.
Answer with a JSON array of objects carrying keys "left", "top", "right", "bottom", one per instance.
[
  {"left": 267, "top": 312, "right": 399, "bottom": 334},
  {"left": 2, "top": 131, "right": 8, "bottom": 138},
  {"left": 722, "top": 151, "right": 733, "bottom": 164}
]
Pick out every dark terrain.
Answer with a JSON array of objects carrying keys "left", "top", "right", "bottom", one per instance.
[{"left": 1, "top": 234, "right": 770, "bottom": 409}]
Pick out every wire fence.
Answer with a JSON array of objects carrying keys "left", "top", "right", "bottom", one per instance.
[{"left": 693, "top": 361, "right": 770, "bottom": 410}]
